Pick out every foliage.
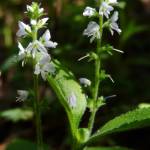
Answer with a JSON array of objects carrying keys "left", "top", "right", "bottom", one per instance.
[
  {"left": 0, "top": 0, "right": 150, "bottom": 150},
  {"left": 47, "top": 60, "right": 87, "bottom": 140},
  {"left": 87, "top": 108, "right": 150, "bottom": 144},
  {"left": 0, "top": 108, "right": 33, "bottom": 122},
  {"left": 6, "top": 139, "right": 37, "bottom": 150},
  {"left": 0, "top": 55, "right": 19, "bottom": 72}
]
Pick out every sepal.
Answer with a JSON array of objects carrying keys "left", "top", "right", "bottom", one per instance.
[{"left": 96, "top": 96, "right": 106, "bottom": 109}]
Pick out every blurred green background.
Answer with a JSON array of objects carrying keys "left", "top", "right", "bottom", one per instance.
[{"left": 0, "top": 0, "right": 150, "bottom": 150}]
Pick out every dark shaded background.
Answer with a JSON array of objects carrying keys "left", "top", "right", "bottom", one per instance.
[{"left": 0, "top": 0, "right": 150, "bottom": 150}]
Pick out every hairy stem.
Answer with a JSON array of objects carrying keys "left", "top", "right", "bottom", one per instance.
[
  {"left": 34, "top": 75, "right": 43, "bottom": 150},
  {"left": 88, "top": 15, "right": 103, "bottom": 135}
]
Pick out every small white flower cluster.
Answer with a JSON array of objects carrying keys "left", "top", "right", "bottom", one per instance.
[
  {"left": 83, "top": 0, "right": 121, "bottom": 43},
  {"left": 17, "top": 2, "right": 57, "bottom": 80},
  {"left": 16, "top": 90, "right": 29, "bottom": 102},
  {"left": 79, "top": 78, "right": 91, "bottom": 87}
]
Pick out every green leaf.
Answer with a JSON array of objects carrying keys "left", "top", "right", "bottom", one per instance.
[
  {"left": 85, "top": 147, "right": 131, "bottom": 150},
  {"left": 6, "top": 139, "right": 37, "bottom": 150},
  {"left": 47, "top": 60, "right": 87, "bottom": 136},
  {"left": 0, "top": 108, "right": 33, "bottom": 122},
  {"left": 0, "top": 55, "right": 19, "bottom": 72},
  {"left": 87, "top": 108, "right": 150, "bottom": 144},
  {"left": 6, "top": 139, "right": 49, "bottom": 150},
  {"left": 138, "top": 103, "right": 150, "bottom": 109}
]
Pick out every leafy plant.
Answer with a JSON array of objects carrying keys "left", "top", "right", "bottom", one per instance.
[
  {"left": 47, "top": 60, "right": 87, "bottom": 140},
  {"left": 86, "top": 108, "right": 150, "bottom": 145},
  {"left": 3, "top": 0, "right": 150, "bottom": 150}
]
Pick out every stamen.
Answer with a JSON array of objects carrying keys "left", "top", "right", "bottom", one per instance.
[
  {"left": 108, "top": 75, "right": 114, "bottom": 83},
  {"left": 105, "top": 94, "right": 117, "bottom": 100},
  {"left": 78, "top": 54, "right": 89, "bottom": 61},
  {"left": 113, "top": 48, "right": 124, "bottom": 53}
]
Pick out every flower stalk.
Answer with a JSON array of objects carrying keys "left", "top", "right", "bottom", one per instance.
[
  {"left": 88, "top": 15, "right": 103, "bottom": 135},
  {"left": 33, "top": 75, "right": 43, "bottom": 150},
  {"left": 82, "top": 0, "right": 122, "bottom": 144}
]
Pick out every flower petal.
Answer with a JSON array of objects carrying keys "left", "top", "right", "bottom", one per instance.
[
  {"left": 45, "top": 41, "right": 58, "bottom": 48},
  {"left": 39, "top": 54, "right": 51, "bottom": 65},
  {"left": 79, "top": 78, "right": 91, "bottom": 87},
  {"left": 83, "top": 7, "right": 96, "bottom": 17},
  {"left": 16, "top": 90, "right": 29, "bottom": 102},
  {"left": 42, "top": 29, "right": 51, "bottom": 41},
  {"left": 36, "top": 41, "right": 48, "bottom": 53},
  {"left": 34, "top": 64, "right": 41, "bottom": 75}
]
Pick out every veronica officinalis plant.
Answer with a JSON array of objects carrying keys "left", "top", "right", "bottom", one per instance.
[
  {"left": 16, "top": 2, "right": 57, "bottom": 150},
  {"left": 13, "top": 1, "right": 150, "bottom": 150}
]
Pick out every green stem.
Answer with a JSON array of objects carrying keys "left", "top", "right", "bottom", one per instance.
[
  {"left": 88, "top": 109, "right": 97, "bottom": 135},
  {"left": 34, "top": 75, "right": 43, "bottom": 150},
  {"left": 88, "top": 15, "right": 103, "bottom": 135},
  {"left": 32, "top": 25, "right": 43, "bottom": 150}
]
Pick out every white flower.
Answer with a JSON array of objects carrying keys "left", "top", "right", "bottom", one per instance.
[
  {"left": 109, "top": 11, "right": 121, "bottom": 35},
  {"left": 79, "top": 78, "right": 91, "bottom": 87},
  {"left": 26, "top": 40, "right": 48, "bottom": 58},
  {"left": 34, "top": 54, "right": 55, "bottom": 80},
  {"left": 18, "top": 42, "right": 27, "bottom": 66},
  {"left": 108, "top": 0, "right": 118, "bottom": 4},
  {"left": 68, "top": 92, "right": 77, "bottom": 108},
  {"left": 16, "top": 21, "right": 31, "bottom": 37},
  {"left": 39, "top": 8, "right": 44, "bottom": 14},
  {"left": 27, "top": 3, "right": 44, "bottom": 14},
  {"left": 83, "top": 21, "right": 100, "bottom": 43},
  {"left": 30, "top": 19, "right": 37, "bottom": 25},
  {"left": 99, "top": 2, "right": 114, "bottom": 18},
  {"left": 16, "top": 90, "right": 29, "bottom": 102},
  {"left": 83, "top": 7, "right": 96, "bottom": 17},
  {"left": 37, "top": 18, "right": 49, "bottom": 28},
  {"left": 27, "top": 5, "right": 34, "bottom": 12},
  {"left": 40, "top": 30, "right": 58, "bottom": 48}
]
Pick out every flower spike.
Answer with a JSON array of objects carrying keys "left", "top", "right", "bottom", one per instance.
[{"left": 17, "top": 2, "right": 57, "bottom": 80}]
